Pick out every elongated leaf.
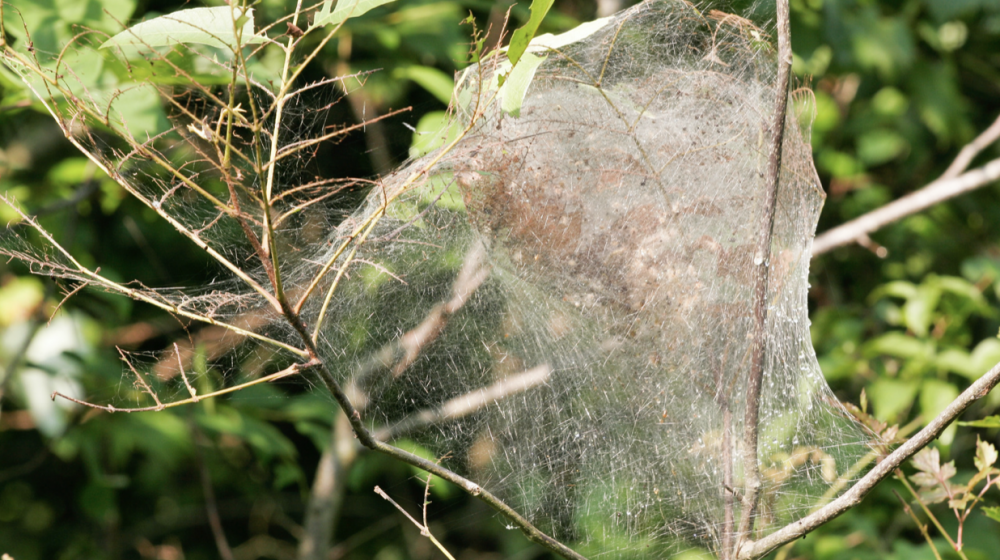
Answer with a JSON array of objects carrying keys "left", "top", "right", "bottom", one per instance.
[
  {"left": 959, "top": 415, "right": 1000, "bottom": 428},
  {"left": 101, "top": 7, "right": 265, "bottom": 51},
  {"left": 313, "top": 0, "right": 397, "bottom": 28},
  {"left": 394, "top": 65, "right": 454, "bottom": 105},
  {"left": 527, "top": 15, "right": 612, "bottom": 53},
  {"left": 506, "top": 0, "right": 554, "bottom": 68},
  {"left": 500, "top": 52, "right": 545, "bottom": 117}
]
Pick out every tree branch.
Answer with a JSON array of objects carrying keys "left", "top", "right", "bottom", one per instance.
[
  {"left": 812, "top": 158, "right": 1000, "bottom": 256},
  {"left": 812, "top": 112, "right": 1000, "bottom": 257},
  {"left": 372, "top": 365, "right": 551, "bottom": 441},
  {"left": 737, "top": 0, "right": 791, "bottom": 548},
  {"left": 737, "top": 358, "right": 1000, "bottom": 559}
]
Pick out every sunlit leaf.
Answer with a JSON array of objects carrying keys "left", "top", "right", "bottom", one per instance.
[
  {"left": 101, "top": 7, "right": 265, "bottom": 51},
  {"left": 500, "top": 52, "right": 545, "bottom": 117},
  {"left": 394, "top": 65, "right": 454, "bottom": 105},
  {"left": 975, "top": 437, "right": 998, "bottom": 473},
  {"left": 506, "top": 0, "right": 555, "bottom": 69},
  {"left": 984, "top": 506, "right": 1000, "bottom": 524},
  {"left": 313, "top": 0, "right": 398, "bottom": 28},
  {"left": 959, "top": 415, "right": 1000, "bottom": 428}
]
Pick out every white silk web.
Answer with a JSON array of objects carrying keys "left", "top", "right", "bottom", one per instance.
[{"left": 300, "top": 1, "right": 875, "bottom": 556}]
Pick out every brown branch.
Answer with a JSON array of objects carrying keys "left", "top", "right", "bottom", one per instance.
[
  {"left": 812, "top": 157, "right": 1000, "bottom": 256},
  {"left": 373, "top": 364, "right": 552, "bottom": 441},
  {"left": 737, "top": 358, "right": 1000, "bottom": 559},
  {"left": 374, "top": 485, "right": 456, "bottom": 560},
  {"left": 737, "top": 0, "right": 792, "bottom": 548},
  {"left": 391, "top": 242, "right": 490, "bottom": 376},
  {"left": 119, "top": 347, "right": 164, "bottom": 411},
  {"left": 941, "top": 113, "right": 1000, "bottom": 180},
  {"left": 813, "top": 112, "right": 1000, "bottom": 257},
  {"left": 52, "top": 361, "right": 308, "bottom": 413},
  {"left": 297, "top": 413, "right": 356, "bottom": 560},
  {"left": 194, "top": 428, "right": 235, "bottom": 560}
]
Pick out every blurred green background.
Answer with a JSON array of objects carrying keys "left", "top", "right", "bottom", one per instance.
[{"left": 2, "top": 0, "right": 1000, "bottom": 558}]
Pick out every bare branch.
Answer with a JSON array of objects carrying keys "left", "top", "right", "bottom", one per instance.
[
  {"left": 119, "top": 347, "right": 164, "bottom": 411},
  {"left": 737, "top": 0, "right": 791, "bottom": 549},
  {"left": 52, "top": 361, "right": 310, "bottom": 413},
  {"left": 374, "top": 485, "right": 456, "bottom": 560},
  {"left": 811, "top": 157, "right": 1000, "bottom": 256},
  {"left": 941, "top": 113, "right": 1000, "bottom": 180},
  {"left": 737, "top": 358, "right": 1000, "bottom": 559},
  {"left": 373, "top": 365, "right": 552, "bottom": 441}
]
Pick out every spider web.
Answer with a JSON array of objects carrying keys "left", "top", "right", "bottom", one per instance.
[{"left": 294, "top": 0, "right": 876, "bottom": 557}]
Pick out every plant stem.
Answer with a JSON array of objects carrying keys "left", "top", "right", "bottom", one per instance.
[
  {"left": 897, "top": 471, "right": 969, "bottom": 560},
  {"left": 737, "top": 0, "right": 792, "bottom": 548}
]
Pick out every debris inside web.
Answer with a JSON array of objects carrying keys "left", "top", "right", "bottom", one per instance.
[{"left": 304, "top": 0, "right": 875, "bottom": 557}]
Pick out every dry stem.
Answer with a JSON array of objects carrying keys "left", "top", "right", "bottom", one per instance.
[{"left": 737, "top": 0, "right": 791, "bottom": 551}]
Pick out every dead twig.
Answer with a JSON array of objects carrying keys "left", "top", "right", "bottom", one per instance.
[{"left": 374, "top": 485, "right": 456, "bottom": 560}]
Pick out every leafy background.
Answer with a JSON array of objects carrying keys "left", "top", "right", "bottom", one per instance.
[{"left": 2, "top": 0, "right": 1000, "bottom": 558}]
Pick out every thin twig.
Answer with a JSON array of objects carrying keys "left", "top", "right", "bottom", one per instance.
[
  {"left": 52, "top": 361, "right": 309, "bottom": 413},
  {"left": 373, "top": 485, "right": 456, "bottom": 560},
  {"left": 119, "top": 347, "right": 164, "bottom": 410},
  {"left": 941, "top": 113, "right": 1000, "bottom": 180},
  {"left": 897, "top": 470, "right": 968, "bottom": 559},
  {"left": 175, "top": 342, "right": 199, "bottom": 401},
  {"left": 193, "top": 428, "right": 235, "bottom": 560},
  {"left": 892, "top": 489, "right": 943, "bottom": 560},
  {"left": 737, "top": 0, "right": 792, "bottom": 549},
  {"left": 737, "top": 358, "right": 1000, "bottom": 559},
  {"left": 812, "top": 157, "right": 1000, "bottom": 255},
  {"left": 372, "top": 364, "right": 552, "bottom": 441}
]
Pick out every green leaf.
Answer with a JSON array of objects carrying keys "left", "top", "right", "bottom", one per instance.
[
  {"left": 865, "top": 331, "right": 932, "bottom": 360},
  {"left": 975, "top": 437, "right": 998, "bottom": 473},
  {"left": 526, "top": 15, "right": 613, "bottom": 52},
  {"left": 921, "top": 379, "right": 959, "bottom": 445},
  {"left": 867, "top": 378, "right": 920, "bottom": 422},
  {"left": 937, "top": 338, "right": 1000, "bottom": 381},
  {"left": 394, "top": 66, "right": 454, "bottom": 105},
  {"left": 959, "top": 415, "right": 1000, "bottom": 428},
  {"left": 500, "top": 52, "right": 546, "bottom": 117},
  {"left": 984, "top": 506, "right": 1000, "bottom": 524},
  {"left": 904, "top": 283, "right": 941, "bottom": 337},
  {"left": 313, "top": 0, "right": 398, "bottom": 28},
  {"left": 101, "top": 7, "right": 265, "bottom": 51},
  {"left": 408, "top": 111, "right": 460, "bottom": 159},
  {"left": 506, "top": 0, "right": 555, "bottom": 69}
]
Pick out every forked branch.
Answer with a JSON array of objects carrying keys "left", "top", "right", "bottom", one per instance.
[{"left": 812, "top": 112, "right": 1000, "bottom": 256}]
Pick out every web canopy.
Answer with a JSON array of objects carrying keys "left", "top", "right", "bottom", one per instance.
[{"left": 302, "top": 0, "right": 874, "bottom": 557}]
